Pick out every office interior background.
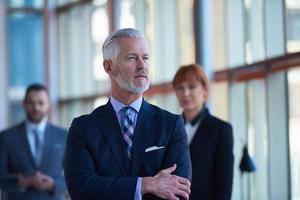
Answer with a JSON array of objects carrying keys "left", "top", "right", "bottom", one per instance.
[{"left": 0, "top": 0, "right": 300, "bottom": 199}]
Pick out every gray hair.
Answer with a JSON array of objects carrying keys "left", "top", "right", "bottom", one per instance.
[{"left": 102, "top": 28, "right": 148, "bottom": 60}]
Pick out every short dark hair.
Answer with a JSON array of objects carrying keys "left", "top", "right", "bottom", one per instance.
[{"left": 24, "top": 83, "right": 48, "bottom": 101}]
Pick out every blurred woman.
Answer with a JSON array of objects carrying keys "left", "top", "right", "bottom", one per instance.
[{"left": 173, "top": 63, "right": 234, "bottom": 200}]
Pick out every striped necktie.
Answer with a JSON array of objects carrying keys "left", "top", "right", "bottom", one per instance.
[{"left": 120, "top": 106, "right": 135, "bottom": 159}]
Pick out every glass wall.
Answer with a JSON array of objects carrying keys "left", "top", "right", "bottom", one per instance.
[
  {"left": 265, "top": 0, "right": 285, "bottom": 58},
  {"left": 211, "top": 81, "right": 229, "bottom": 121},
  {"left": 120, "top": 0, "right": 135, "bottom": 28},
  {"left": 7, "top": 0, "right": 44, "bottom": 8},
  {"left": 211, "top": 0, "right": 300, "bottom": 199},
  {"left": 288, "top": 67, "right": 300, "bottom": 200},
  {"left": 57, "top": 0, "right": 110, "bottom": 126},
  {"left": 244, "top": 0, "right": 265, "bottom": 63},
  {"left": 212, "top": 0, "right": 226, "bottom": 70},
  {"left": 286, "top": 0, "right": 300, "bottom": 53},
  {"left": 247, "top": 79, "right": 268, "bottom": 200},
  {"left": 55, "top": 0, "right": 196, "bottom": 126},
  {"left": 226, "top": 0, "right": 246, "bottom": 68},
  {"left": 6, "top": 2, "right": 45, "bottom": 125},
  {"left": 8, "top": 14, "right": 44, "bottom": 87}
]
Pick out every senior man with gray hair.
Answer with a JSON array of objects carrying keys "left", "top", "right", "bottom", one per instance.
[{"left": 64, "top": 28, "right": 191, "bottom": 200}]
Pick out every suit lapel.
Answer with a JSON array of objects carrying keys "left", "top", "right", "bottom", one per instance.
[
  {"left": 130, "top": 101, "right": 157, "bottom": 176},
  {"left": 190, "top": 108, "right": 210, "bottom": 149},
  {"left": 17, "top": 123, "right": 38, "bottom": 169},
  {"left": 96, "top": 102, "right": 130, "bottom": 175}
]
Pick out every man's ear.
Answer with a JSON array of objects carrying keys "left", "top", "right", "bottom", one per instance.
[{"left": 103, "top": 60, "right": 114, "bottom": 75}]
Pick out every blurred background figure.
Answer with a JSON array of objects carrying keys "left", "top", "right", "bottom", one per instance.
[
  {"left": 173, "top": 64, "right": 234, "bottom": 200},
  {"left": 0, "top": 84, "right": 67, "bottom": 200}
]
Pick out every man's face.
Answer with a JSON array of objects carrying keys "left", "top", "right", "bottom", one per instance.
[
  {"left": 111, "top": 38, "right": 150, "bottom": 94},
  {"left": 23, "top": 90, "right": 50, "bottom": 124}
]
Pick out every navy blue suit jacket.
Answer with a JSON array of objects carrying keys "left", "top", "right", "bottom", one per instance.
[
  {"left": 64, "top": 100, "right": 191, "bottom": 200},
  {"left": 0, "top": 122, "right": 67, "bottom": 200},
  {"left": 189, "top": 108, "right": 234, "bottom": 200}
]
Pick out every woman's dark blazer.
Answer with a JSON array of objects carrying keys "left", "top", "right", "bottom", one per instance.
[{"left": 189, "top": 107, "right": 234, "bottom": 200}]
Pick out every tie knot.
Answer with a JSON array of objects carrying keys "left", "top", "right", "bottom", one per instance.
[
  {"left": 32, "top": 128, "right": 39, "bottom": 135},
  {"left": 121, "top": 106, "right": 134, "bottom": 116}
]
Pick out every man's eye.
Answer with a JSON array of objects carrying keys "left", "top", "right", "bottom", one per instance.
[{"left": 127, "top": 56, "right": 136, "bottom": 60}]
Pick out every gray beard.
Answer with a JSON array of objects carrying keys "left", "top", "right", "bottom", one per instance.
[{"left": 115, "top": 71, "right": 149, "bottom": 94}]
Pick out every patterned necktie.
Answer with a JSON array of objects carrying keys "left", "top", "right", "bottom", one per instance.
[
  {"left": 120, "top": 106, "right": 135, "bottom": 159},
  {"left": 33, "top": 129, "right": 42, "bottom": 166}
]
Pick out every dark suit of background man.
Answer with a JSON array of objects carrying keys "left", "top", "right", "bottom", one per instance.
[
  {"left": 0, "top": 84, "right": 67, "bottom": 200},
  {"left": 64, "top": 28, "right": 192, "bottom": 200}
]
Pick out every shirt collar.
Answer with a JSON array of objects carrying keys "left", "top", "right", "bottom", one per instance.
[
  {"left": 183, "top": 106, "right": 207, "bottom": 126},
  {"left": 25, "top": 117, "right": 48, "bottom": 133},
  {"left": 110, "top": 96, "right": 143, "bottom": 114}
]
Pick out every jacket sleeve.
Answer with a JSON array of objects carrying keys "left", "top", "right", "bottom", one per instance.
[
  {"left": 162, "top": 116, "right": 192, "bottom": 181},
  {"left": 51, "top": 171, "right": 67, "bottom": 195},
  {"left": 214, "top": 123, "right": 234, "bottom": 200},
  {"left": 51, "top": 130, "right": 67, "bottom": 196},
  {"left": 0, "top": 132, "right": 23, "bottom": 196},
  {"left": 63, "top": 118, "right": 137, "bottom": 200},
  {"left": 143, "top": 116, "right": 192, "bottom": 200}
]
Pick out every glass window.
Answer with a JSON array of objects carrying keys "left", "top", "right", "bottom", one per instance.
[
  {"left": 286, "top": 0, "right": 300, "bottom": 53},
  {"left": 226, "top": 0, "right": 246, "bottom": 67},
  {"left": 177, "top": 0, "right": 195, "bottom": 65},
  {"left": 210, "top": 81, "right": 229, "bottom": 121},
  {"left": 7, "top": 0, "right": 44, "bottom": 8},
  {"left": 288, "top": 67, "right": 300, "bottom": 200},
  {"left": 267, "top": 71, "right": 290, "bottom": 199},
  {"left": 145, "top": 0, "right": 180, "bottom": 84},
  {"left": 59, "top": 96, "right": 108, "bottom": 128},
  {"left": 247, "top": 79, "right": 269, "bottom": 200},
  {"left": 8, "top": 13, "right": 44, "bottom": 87},
  {"left": 212, "top": 0, "right": 226, "bottom": 70},
  {"left": 146, "top": 93, "right": 179, "bottom": 114},
  {"left": 91, "top": 4, "right": 109, "bottom": 82},
  {"left": 245, "top": 0, "right": 265, "bottom": 63},
  {"left": 229, "top": 82, "right": 248, "bottom": 200},
  {"left": 120, "top": 0, "right": 135, "bottom": 28},
  {"left": 57, "top": 3, "right": 109, "bottom": 99},
  {"left": 57, "top": 0, "right": 79, "bottom": 6},
  {"left": 265, "top": 0, "right": 285, "bottom": 58},
  {"left": 143, "top": 0, "right": 195, "bottom": 84},
  {"left": 59, "top": 99, "right": 95, "bottom": 128},
  {"left": 8, "top": 102, "right": 25, "bottom": 126}
]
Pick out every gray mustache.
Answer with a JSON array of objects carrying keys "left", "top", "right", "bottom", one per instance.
[{"left": 135, "top": 71, "right": 148, "bottom": 76}]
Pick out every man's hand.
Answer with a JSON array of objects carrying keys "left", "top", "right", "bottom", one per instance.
[
  {"left": 141, "top": 164, "right": 191, "bottom": 200},
  {"left": 18, "top": 172, "right": 54, "bottom": 192},
  {"left": 32, "top": 172, "right": 54, "bottom": 191},
  {"left": 18, "top": 173, "right": 34, "bottom": 189}
]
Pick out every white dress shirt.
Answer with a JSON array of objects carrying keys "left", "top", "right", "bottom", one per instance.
[
  {"left": 185, "top": 121, "right": 201, "bottom": 145},
  {"left": 25, "top": 117, "right": 47, "bottom": 160}
]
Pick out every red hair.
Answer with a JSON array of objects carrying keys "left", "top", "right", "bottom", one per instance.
[{"left": 172, "top": 63, "right": 210, "bottom": 101}]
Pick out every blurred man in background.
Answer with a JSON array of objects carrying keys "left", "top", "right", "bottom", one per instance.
[{"left": 0, "top": 84, "right": 67, "bottom": 200}]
